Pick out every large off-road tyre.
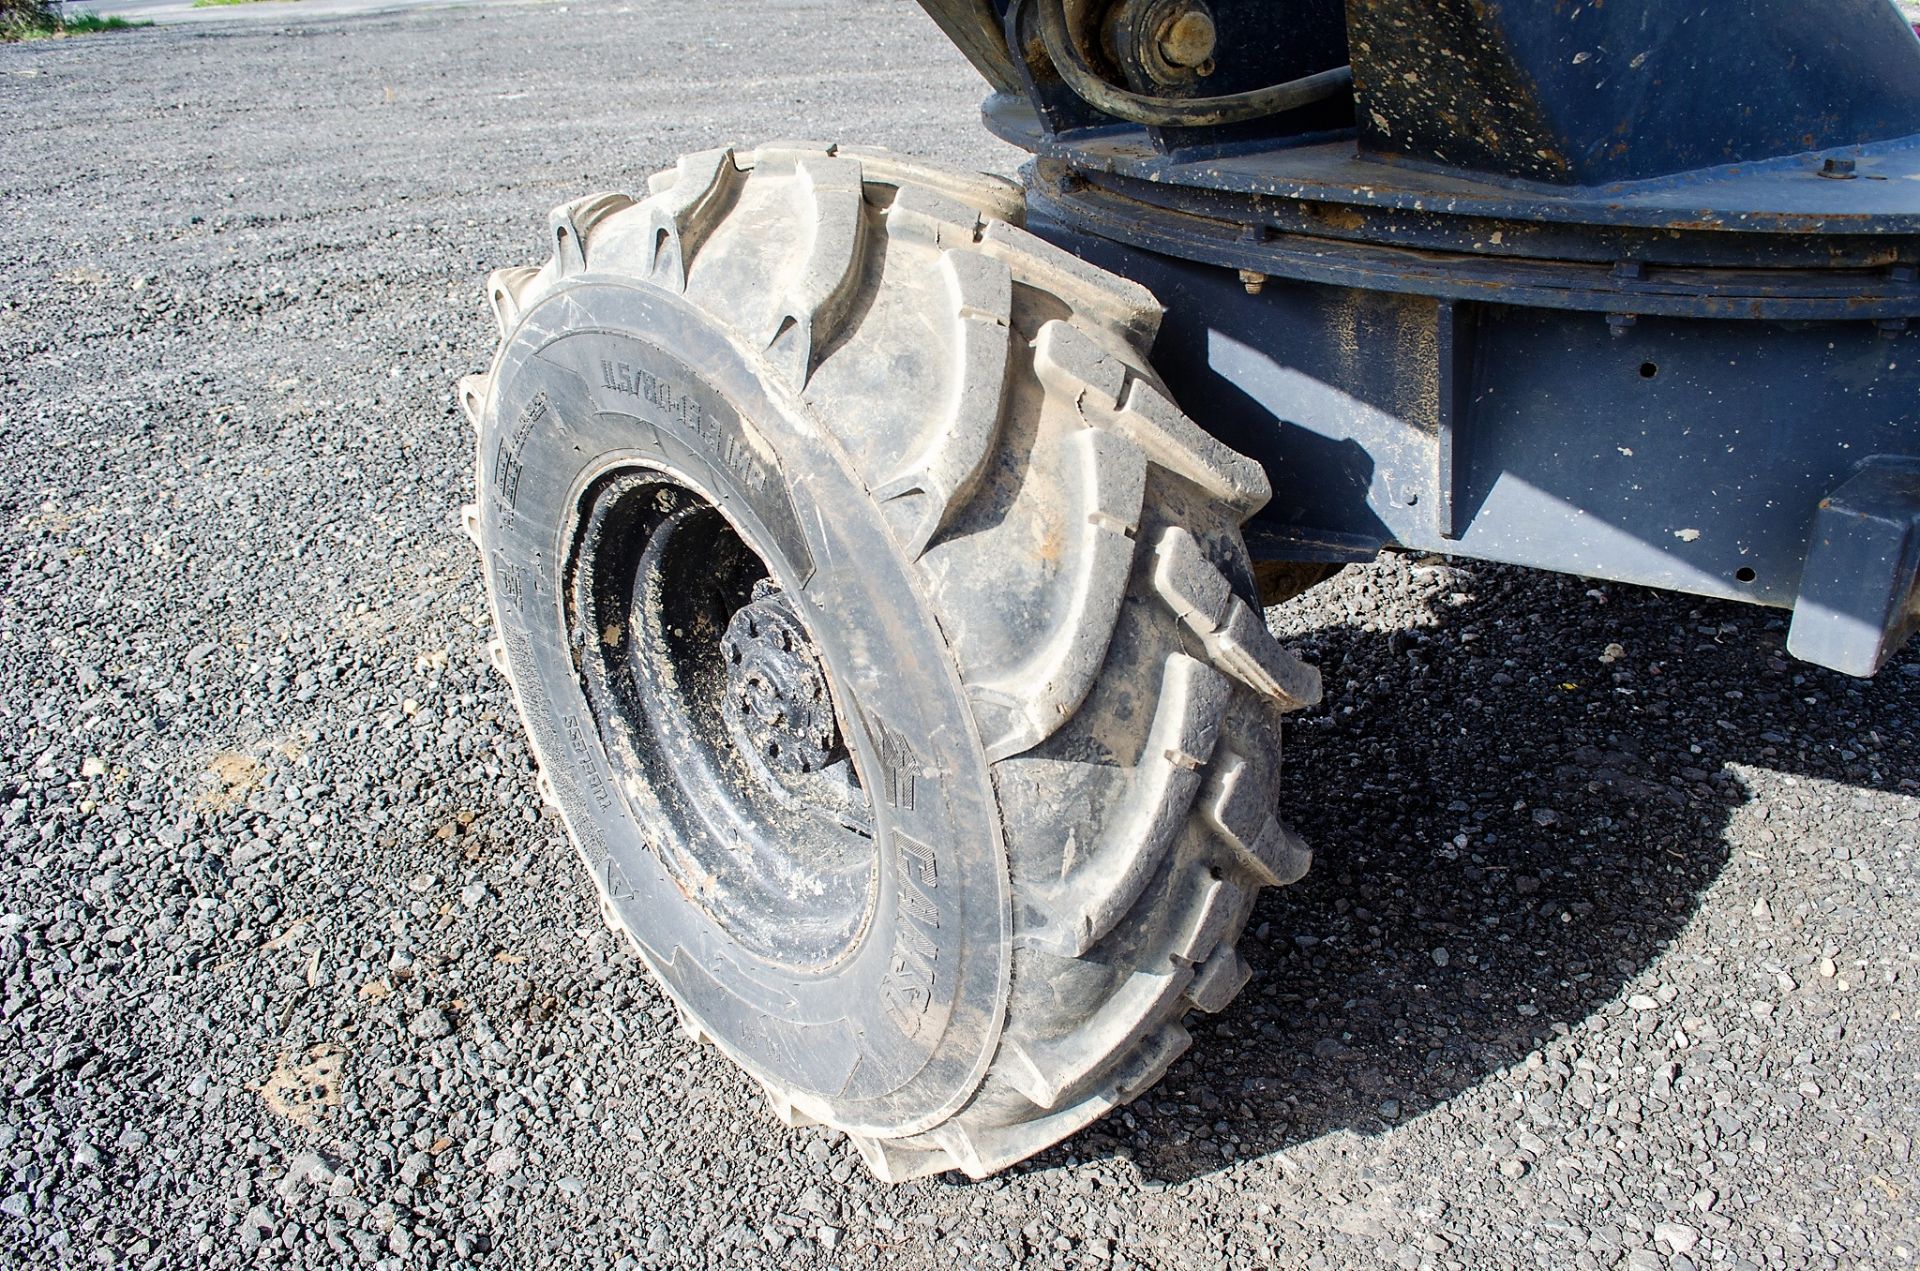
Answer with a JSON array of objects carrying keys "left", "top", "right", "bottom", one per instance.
[{"left": 458, "top": 143, "right": 1321, "bottom": 1181}]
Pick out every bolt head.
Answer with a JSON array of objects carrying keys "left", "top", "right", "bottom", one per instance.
[{"left": 1158, "top": 9, "right": 1217, "bottom": 69}]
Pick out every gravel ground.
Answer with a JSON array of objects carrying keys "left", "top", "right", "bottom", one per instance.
[{"left": 4, "top": 4, "right": 1919, "bottom": 1269}]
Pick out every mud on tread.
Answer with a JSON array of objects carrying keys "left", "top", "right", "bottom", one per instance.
[{"left": 466, "top": 142, "right": 1318, "bottom": 1181}]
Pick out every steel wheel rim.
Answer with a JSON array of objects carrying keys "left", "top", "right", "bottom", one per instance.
[{"left": 566, "top": 465, "right": 879, "bottom": 972}]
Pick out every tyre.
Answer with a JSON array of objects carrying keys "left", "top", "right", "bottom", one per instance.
[{"left": 458, "top": 143, "right": 1321, "bottom": 1180}]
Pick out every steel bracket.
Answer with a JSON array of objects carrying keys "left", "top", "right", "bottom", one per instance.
[{"left": 1787, "top": 457, "right": 1920, "bottom": 677}]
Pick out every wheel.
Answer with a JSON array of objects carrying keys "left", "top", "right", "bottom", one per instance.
[{"left": 457, "top": 143, "right": 1321, "bottom": 1180}]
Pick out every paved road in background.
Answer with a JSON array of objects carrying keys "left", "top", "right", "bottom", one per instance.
[
  {"left": 74, "top": 0, "right": 1920, "bottom": 25},
  {"left": 2, "top": 4, "right": 1918, "bottom": 1269},
  {"left": 71, "top": 0, "right": 508, "bottom": 27}
]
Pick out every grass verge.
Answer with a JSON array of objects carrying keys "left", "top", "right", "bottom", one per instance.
[{"left": 1, "top": 1, "right": 149, "bottom": 38}]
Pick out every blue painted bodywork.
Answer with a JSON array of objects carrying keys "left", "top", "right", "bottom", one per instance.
[{"left": 921, "top": 0, "right": 1920, "bottom": 671}]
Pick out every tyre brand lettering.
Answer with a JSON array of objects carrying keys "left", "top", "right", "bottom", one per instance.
[
  {"left": 869, "top": 716, "right": 921, "bottom": 811},
  {"left": 714, "top": 432, "right": 770, "bottom": 496},
  {"left": 600, "top": 359, "right": 767, "bottom": 493},
  {"left": 493, "top": 438, "right": 523, "bottom": 512},
  {"left": 493, "top": 392, "right": 547, "bottom": 515},
  {"left": 564, "top": 713, "right": 615, "bottom": 813},
  {"left": 490, "top": 553, "right": 525, "bottom": 611},
  {"left": 881, "top": 829, "right": 939, "bottom": 1036},
  {"left": 898, "top": 832, "right": 937, "bottom": 889}
]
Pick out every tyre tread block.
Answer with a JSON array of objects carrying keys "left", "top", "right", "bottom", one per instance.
[
  {"left": 641, "top": 146, "right": 742, "bottom": 292},
  {"left": 980, "top": 221, "right": 1161, "bottom": 345},
  {"left": 849, "top": 1134, "right": 955, "bottom": 1184},
  {"left": 966, "top": 428, "right": 1145, "bottom": 762},
  {"left": 1151, "top": 525, "right": 1323, "bottom": 710},
  {"left": 943, "top": 1023, "right": 1190, "bottom": 1179},
  {"left": 1023, "top": 653, "right": 1230, "bottom": 957},
  {"left": 485, "top": 265, "right": 539, "bottom": 339},
  {"left": 1001, "top": 961, "right": 1194, "bottom": 1109},
  {"left": 1172, "top": 871, "right": 1250, "bottom": 967},
  {"left": 759, "top": 1080, "right": 822, "bottom": 1129},
  {"left": 1183, "top": 944, "right": 1252, "bottom": 1014},
  {"left": 884, "top": 182, "right": 987, "bottom": 248},
  {"left": 838, "top": 144, "right": 1027, "bottom": 226},
  {"left": 549, "top": 191, "right": 637, "bottom": 277},
  {"left": 1033, "top": 320, "right": 1268, "bottom": 515},
  {"left": 874, "top": 249, "right": 1012, "bottom": 559},
  {"left": 1200, "top": 750, "right": 1313, "bottom": 887},
  {"left": 457, "top": 373, "right": 489, "bottom": 431},
  {"left": 763, "top": 156, "right": 868, "bottom": 386}
]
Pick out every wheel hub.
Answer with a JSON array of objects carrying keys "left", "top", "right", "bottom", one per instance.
[
  {"left": 721, "top": 580, "right": 843, "bottom": 777},
  {"left": 567, "top": 466, "right": 876, "bottom": 971}
]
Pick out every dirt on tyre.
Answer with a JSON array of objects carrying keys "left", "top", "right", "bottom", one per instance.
[{"left": 458, "top": 143, "right": 1322, "bottom": 1180}]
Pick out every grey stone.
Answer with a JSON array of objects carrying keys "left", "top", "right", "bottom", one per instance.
[{"left": 409, "top": 1008, "right": 454, "bottom": 1040}]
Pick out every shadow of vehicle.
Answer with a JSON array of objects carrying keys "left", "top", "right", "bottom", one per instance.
[{"left": 989, "top": 553, "right": 1920, "bottom": 1185}]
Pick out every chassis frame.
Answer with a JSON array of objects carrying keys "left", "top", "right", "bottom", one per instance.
[{"left": 918, "top": 0, "right": 1920, "bottom": 676}]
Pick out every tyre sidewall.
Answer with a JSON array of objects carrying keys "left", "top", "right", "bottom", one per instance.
[{"left": 478, "top": 277, "right": 1010, "bottom": 1136}]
